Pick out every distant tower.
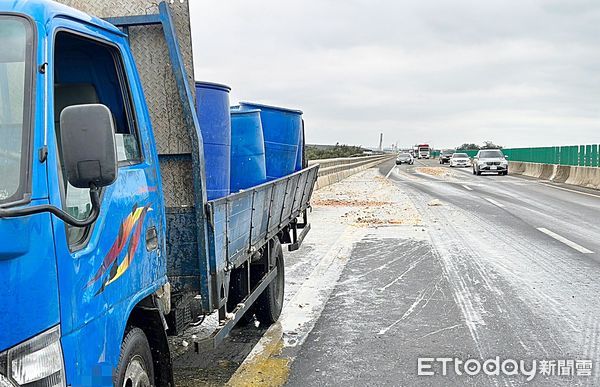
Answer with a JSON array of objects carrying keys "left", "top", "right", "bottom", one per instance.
[{"left": 378, "top": 133, "right": 383, "bottom": 152}]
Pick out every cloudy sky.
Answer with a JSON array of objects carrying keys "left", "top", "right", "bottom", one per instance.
[{"left": 189, "top": 0, "right": 600, "bottom": 149}]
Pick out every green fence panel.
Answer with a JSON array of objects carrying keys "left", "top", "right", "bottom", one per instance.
[
  {"left": 462, "top": 145, "right": 599, "bottom": 166},
  {"left": 569, "top": 146, "right": 576, "bottom": 166}
]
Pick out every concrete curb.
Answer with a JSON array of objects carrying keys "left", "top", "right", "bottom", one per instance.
[
  {"left": 509, "top": 161, "right": 600, "bottom": 190},
  {"left": 310, "top": 155, "right": 395, "bottom": 190}
]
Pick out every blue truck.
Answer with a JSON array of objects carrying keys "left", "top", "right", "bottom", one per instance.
[{"left": 0, "top": 1, "right": 317, "bottom": 386}]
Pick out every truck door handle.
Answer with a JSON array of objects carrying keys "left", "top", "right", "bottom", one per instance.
[{"left": 146, "top": 226, "right": 158, "bottom": 252}]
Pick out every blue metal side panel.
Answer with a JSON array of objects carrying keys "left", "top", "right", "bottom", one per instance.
[
  {"left": 268, "top": 183, "right": 287, "bottom": 234},
  {"left": 165, "top": 207, "right": 199, "bottom": 292},
  {"left": 281, "top": 174, "right": 300, "bottom": 223},
  {"left": 250, "top": 185, "right": 272, "bottom": 246},
  {"left": 292, "top": 171, "right": 310, "bottom": 217},
  {"left": 210, "top": 203, "right": 227, "bottom": 274},
  {"left": 227, "top": 194, "right": 253, "bottom": 266}
]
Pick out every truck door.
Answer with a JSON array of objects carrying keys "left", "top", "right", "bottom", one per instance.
[{"left": 46, "top": 22, "right": 165, "bottom": 378}]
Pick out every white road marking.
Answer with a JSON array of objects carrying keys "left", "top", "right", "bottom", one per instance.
[
  {"left": 484, "top": 197, "right": 505, "bottom": 208},
  {"left": 540, "top": 183, "right": 600, "bottom": 199},
  {"left": 385, "top": 165, "right": 396, "bottom": 179},
  {"left": 462, "top": 184, "right": 473, "bottom": 191},
  {"left": 537, "top": 228, "right": 594, "bottom": 254}
]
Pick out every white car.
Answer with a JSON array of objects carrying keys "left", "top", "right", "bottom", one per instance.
[
  {"left": 472, "top": 149, "right": 509, "bottom": 175},
  {"left": 449, "top": 153, "right": 471, "bottom": 168}
]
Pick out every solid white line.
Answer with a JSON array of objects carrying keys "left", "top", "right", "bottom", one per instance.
[
  {"left": 540, "top": 183, "right": 600, "bottom": 199},
  {"left": 462, "top": 185, "right": 473, "bottom": 191},
  {"left": 484, "top": 197, "right": 505, "bottom": 208},
  {"left": 385, "top": 165, "right": 396, "bottom": 179},
  {"left": 537, "top": 228, "right": 594, "bottom": 254}
]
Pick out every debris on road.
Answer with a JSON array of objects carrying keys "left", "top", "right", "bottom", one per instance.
[
  {"left": 312, "top": 168, "right": 421, "bottom": 226},
  {"left": 427, "top": 199, "right": 444, "bottom": 207},
  {"left": 416, "top": 167, "right": 459, "bottom": 179}
]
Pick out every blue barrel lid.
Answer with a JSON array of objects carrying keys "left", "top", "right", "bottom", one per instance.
[
  {"left": 231, "top": 108, "right": 261, "bottom": 115},
  {"left": 195, "top": 81, "right": 231, "bottom": 93},
  {"left": 239, "top": 101, "right": 303, "bottom": 115}
]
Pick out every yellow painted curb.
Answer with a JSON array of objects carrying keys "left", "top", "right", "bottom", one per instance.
[{"left": 226, "top": 323, "right": 290, "bottom": 387}]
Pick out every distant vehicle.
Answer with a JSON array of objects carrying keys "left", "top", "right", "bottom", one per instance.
[
  {"left": 472, "top": 149, "right": 509, "bottom": 175},
  {"left": 449, "top": 153, "right": 471, "bottom": 168},
  {"left": 417, "top": 144, "right": 431, "bottom": 159},
  {"left": 439, "top": 149, "right": 455, "bottom": 164},
  {"left": 396, "top": 153, "right": 414, "bottom": 165}
]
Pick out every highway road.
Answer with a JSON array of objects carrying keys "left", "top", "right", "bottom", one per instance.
[
  {"left": 285, "top": 159, "right": 600, "bottom": 387},
  {"left": 175, "top": 159, "right": 600, "bottom": 386}
]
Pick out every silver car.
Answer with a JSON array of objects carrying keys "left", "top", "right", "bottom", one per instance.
[
  {"left": 396, "top": 152, "right": 414, "bottom": 165},
  {"left": 472, "top": 149, "right": 509, "bottom": 175},
  {"left": 449, "top": 153, "right": 471, "bottom": 168}
]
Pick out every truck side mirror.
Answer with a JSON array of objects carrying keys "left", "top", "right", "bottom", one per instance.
[
  {"left": 60, "top": 104, "right": 118, "bottom": 189},
  {"left": 1, "top": 104, "right": 117, "bottom": 227}
]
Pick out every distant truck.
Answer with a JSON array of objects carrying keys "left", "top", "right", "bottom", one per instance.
[
  {"left": 0, "top": 1, "right": 317, "bottom": 386},
  {"left": 417, "top": 144, "right": 431, "bottom": 159}
]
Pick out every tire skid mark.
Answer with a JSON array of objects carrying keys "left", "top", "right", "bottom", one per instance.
[
  {"left": 397, "top": 169, "right": 600, "bottom": 363},
  {"left": 378, "top": 254, "right": 428, "bottom": 291}
]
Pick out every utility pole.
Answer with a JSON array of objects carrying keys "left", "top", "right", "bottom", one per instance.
[{"left": 378, "top": 133, "right": 383, "bottom": 152}]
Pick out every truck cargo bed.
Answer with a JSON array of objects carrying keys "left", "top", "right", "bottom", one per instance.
[{"left": 206, "top": 165, "right": 318, "bottom": 311}]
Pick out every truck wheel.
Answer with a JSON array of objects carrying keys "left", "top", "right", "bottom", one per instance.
[
  {"left": 255, "top": 239, "right": 285, "bottom": 326},
  {"left": 115, "top": 327, "right": 154, "bottom": 387}
]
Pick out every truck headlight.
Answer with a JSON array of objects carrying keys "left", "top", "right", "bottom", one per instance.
[{"left": 1, "top": 326, "right": 65, "bottom": 387}]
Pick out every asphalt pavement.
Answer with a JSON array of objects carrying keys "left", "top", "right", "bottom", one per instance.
[{"left": 284, "top": 159, "right": 600, "bottom": 387}]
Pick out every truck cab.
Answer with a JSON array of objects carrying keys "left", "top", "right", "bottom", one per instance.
[
  {"left": 417, "top": 144, "right": 431, "bottom": 159},
  {"left": 0, "top": 2, "right": 170, "bottom": 385},
  {"left": 0, "top": 2, "right": 318, "bottom": 386}
]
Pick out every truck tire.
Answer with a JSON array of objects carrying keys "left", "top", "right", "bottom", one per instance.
[
  {"left": 255, "top": 239, "right": 285, "bottom": 326},
  {"left": 114, "top": 327, "right": 154, "bottom": 387}
]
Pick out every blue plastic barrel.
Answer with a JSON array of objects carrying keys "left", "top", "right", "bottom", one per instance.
[
  {"left": 295, "top": 120, "right": 304, "bottom": 171},
  {"left": 239, "top": 102, "right": 302, "bottom": 179},
  {"left": 230, "top": 109, "right": 267, "bottom": 192},
  {"left": 195, "top": 81, "right": 231, "bottom": 200}
]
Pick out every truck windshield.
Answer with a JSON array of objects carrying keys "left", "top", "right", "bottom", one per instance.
[{"left": 0, "top": 16, "right": 33, "bottom": 204}]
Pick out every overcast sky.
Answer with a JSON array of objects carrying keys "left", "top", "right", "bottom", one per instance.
[{"left": 189, "top": 0, "right": 600, "bottom": 149}]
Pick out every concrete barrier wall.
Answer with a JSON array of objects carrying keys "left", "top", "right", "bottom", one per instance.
[
  {"left": 309, "top": 154, "right": 395, "bottom": 190},
  {"left": 509, "top": 161, "right": 600, "bottom": 190}
]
